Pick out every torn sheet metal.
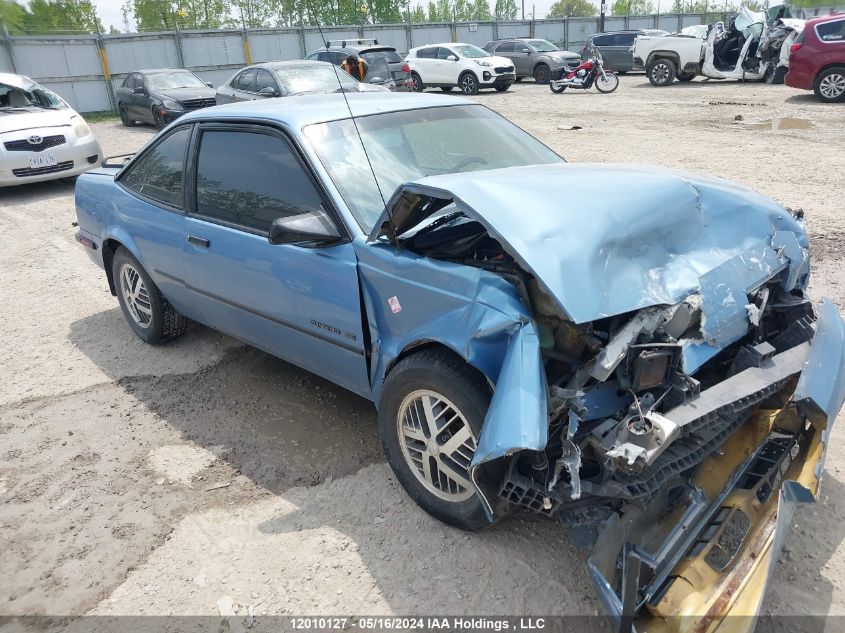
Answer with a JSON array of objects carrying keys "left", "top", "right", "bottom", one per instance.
[
  {"left": 795, "top": 298, "right": 845, "bottom": 427},
  {"left": 370, "top": 163, "right": 808, "bottom": 326},
  {"left": 470, "top": 321, "right": 549, "bottom": 469}
]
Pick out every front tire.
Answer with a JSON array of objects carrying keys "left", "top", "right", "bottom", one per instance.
[
  {"left": 648, "top": 58, "right": 677, "bottom": 87},
  {"left": 494, "top": 83, "right": 510, "bottom": 92},
  {"left": 459, "top": 72, "right": 479, "bottom": 95},
  {"left": 814, "top": 66, "right": 845, "bottom": 103},
  {"left": 378, "top": 349, "right": 493, "bottom": 531},
  {"left": 112, "top": 247, "right": 187, "bottom": 345},
  {"left": 533, "top": 63, "right": 550, "bottom": 84},
  {"left": 153, "top": 108, "right": 167, "bottom": 131},
  {"left": 595, "top": 72, "right": 619, "bottom": 93}
]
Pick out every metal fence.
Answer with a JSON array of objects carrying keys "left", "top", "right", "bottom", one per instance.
[{"left": 1, "top": 8, "right": 842, "bottom": 113}]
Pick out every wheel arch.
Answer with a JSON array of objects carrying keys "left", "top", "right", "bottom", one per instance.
[
  {"left": 101, "top": 231, "right": 143, "bottom": 296},
  {"left": 814, "top": 62, "right": 845, "bottom": 84},
  {"left": 532, "top": 60, "right": 550, "bottom": 73},
  {"left": 386, "top": 340, "right": 493, "bottom": 390},
  {"left": 647, "top": 50, "right": 681, "bottom": 67}
]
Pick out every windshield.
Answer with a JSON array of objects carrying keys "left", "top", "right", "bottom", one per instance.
[
  {"left": 361, "top": 49, "right": 403, "bottom": 64},
  {"left": 276, "top": 65, "right": 358, "bottom": 94},
  {"left": 0, "top": 82, "right": 65, "bottom": 109},
  {"left": 453, "top": 44, "right": 489, "bottom": 59},
  {"left": 304, "top": 105, "right": 563, "bottom": 231},
  {"left": 526, "top": 39, "right": 558, "bottom": 52},
  {"left": 146, "top": 72, "right": 206, "bottom": 91}
]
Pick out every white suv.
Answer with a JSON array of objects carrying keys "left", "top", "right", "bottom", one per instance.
[{"left": 405, "top": 43, "right": 516, "bottom": 95}]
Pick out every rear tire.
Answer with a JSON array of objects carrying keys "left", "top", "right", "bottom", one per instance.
[
  {"left": 459, "top": 72, "right": 479, "bottom": 95},
  {"left": 648, "top": 58, "right": 677, "bottom": 87},
  {"left": 119, "top": 105, "right": 135, "bottom": 127},
  {"left": 550, "top": 83, "right": 567, "bottom": 94},
  {"left": 813, "top": 66, "right": 845, "bottom": 103},
  {"left": 112, "top": 247, "right": 187, "bottom": 345},
  {"left": 533, "top": 63, "right": 550, "bottom": 84},
  {"left": 411, "top": 72, "right": 424, "bottom": 92},
  {"left": 378, "top": 349, "right": 494, "bottom": 531},
  {"left": 677, "top": 72, "right": 696, "bottom": 82},
  {"left": 494, "top": 83, "right": 510, "bottom": 92}
]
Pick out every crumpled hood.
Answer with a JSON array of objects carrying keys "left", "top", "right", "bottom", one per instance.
[
  {"left": 0, "top": 108, "right": 74, "bottom": 135},
  {"left": 373, "top": 163, "right": 808, "bottom": 325}
]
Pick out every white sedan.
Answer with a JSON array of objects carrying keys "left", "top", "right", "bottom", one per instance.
[{"left": 0, "top": 73, "right": 102, "bottom": 187}]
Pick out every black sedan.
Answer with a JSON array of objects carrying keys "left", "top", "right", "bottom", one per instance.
[
  {"left": 215, "top": 60, "right": 388, "bottom": 104},
  {"left": 116, "top": 68, "right": 215, "bottom": 130}
]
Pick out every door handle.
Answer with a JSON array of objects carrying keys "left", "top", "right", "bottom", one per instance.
[{"left": 187, "top": 235, "right": 210, "bottom": 247}]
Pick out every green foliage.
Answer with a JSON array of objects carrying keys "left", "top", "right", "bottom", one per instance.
[
  {"left": 547, "top": 0, "right": 596, "bottom": 18},
  {"left": 611, "top": 0, "right": 655, "bottom": 16},
  {"left": 495, "top": 0, "right": 518, "bottom": 20},
  {"left": 12, "top": 0, "right": 104, "bottom": 34},
  {"left": 669, "top": 0, "right": 709, "bottom": 12}
]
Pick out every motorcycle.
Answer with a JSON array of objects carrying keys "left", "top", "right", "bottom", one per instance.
[{"left": 549, "top": 45, "right": 619, "bottom": 94}]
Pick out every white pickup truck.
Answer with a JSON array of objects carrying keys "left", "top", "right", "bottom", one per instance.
[{"left": 632, "top": 5, "right": 803, "bottom": 86}]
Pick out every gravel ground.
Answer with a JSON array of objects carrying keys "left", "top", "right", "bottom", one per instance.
[{"left": 1, "top": 75, "right": 844, "bottom": 623}]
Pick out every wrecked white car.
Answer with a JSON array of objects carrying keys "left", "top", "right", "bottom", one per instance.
[
  {"left": 74, "top": 93, "right": 845, "bottom": 631},
  {"left": 634, "top": 5, "right": 804, "bottom": 86}
]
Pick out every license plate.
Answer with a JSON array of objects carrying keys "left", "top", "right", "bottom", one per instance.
[{"left": 30, "top": 155, "right": 57, "bottom": 169}]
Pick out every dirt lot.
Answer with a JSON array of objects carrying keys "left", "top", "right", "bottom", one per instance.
[{"left": 1, "top": 75, "right": 844, "bottom": 623}]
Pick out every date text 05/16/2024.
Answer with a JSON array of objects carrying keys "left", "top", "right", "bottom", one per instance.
[{"left": 290, "top": 617, "right": 548, "bottom": 630}]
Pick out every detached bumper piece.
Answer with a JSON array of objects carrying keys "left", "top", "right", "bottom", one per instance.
[{"left": 589, "top": 299, "right": 845, "bottom": 633}]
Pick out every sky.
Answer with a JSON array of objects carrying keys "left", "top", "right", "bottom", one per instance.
[{"left": 90, "top": 0, "right": 588, "bottom": 32}]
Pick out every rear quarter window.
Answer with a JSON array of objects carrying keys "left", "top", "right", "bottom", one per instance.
[
  {"left": 592, "top": 35, "right": 612, "bottom": 46},
  {"left": 816, "top": 19, "right": 845, "bottom": 42}
]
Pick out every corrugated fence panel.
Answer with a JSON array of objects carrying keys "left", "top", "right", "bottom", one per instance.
[
  {"left": 0, "top": 45, "right": 12, "bottom": 73},
  {"left": 496, "top": 21, "right": 531, "bottom": 39},
  {"left": 40, "top": 79, "right": 110, "bottom": 112},
  {"left": 191, "top": 67, "right": 238, "bottom": 88},
  {"left": 455, "top": 23, "right": 494, "bottom": 47},
  {"left": 182, "top": 33, "right": 245, "bottom": 68},
  {"left": 534, "top": 21, "right": 567, "bottom": 48},
  {"left": 105, "top": 36, "right": 179, "bottom": 74},
  {"left": 681, "top": 14, "right": 706, "bottom": 29},
  {"left": 628, "top": 17, "right": 657, "bottom": 30},
  {"left": 408, "top": 25, "right": 452, "bottom": 47},
  {"left": 13, "top": 38, "right": 101, "bottom": 79},
  {"left": 603, "top": 17, "right": 626, "bottom": 32},
  {"left": 248, "top": 31, "right": 302, "bottom": 62},
  {"left": 362, "top": 26, "right": 409, "bottom": 53},
  {"left": 568, "top": 18, "right": 598, "bottom": 48},
  {"left": 304, "top": 28, "right": 359, "bottom": 55}
]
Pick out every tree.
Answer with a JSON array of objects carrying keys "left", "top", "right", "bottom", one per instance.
[
  {"left": 495, "top": 0, "right": 518, "bottom": 20},
  {"left": 611, "top": 0, "right": 655, "bottom": 16},
  {"left": 22, "top": 0, "right": 104, "bottom": 34},
  {"left": 470, "top": 0, "right": 490, "bottom": 19},
  {"left": 0, "top": 0, "right": 26, "bottom": 34},
  {"left": 410, "top": 4, "right": 426, "bottom": 21},
  {"left": 548, "top": 0, "right": 596, "bottom": 18}
]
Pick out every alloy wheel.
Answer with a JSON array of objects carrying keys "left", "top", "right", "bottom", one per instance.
[
  {"left": 397, "top": 389, "right": 477, "bottom": 502},
  {"left": 820, "top": 72, "right": 845, "bottom": 100},
  {"left": 651, "top": 62, "right": 671, "bottom": 85},
  {"left": 460, "top": 74, "right": 477, "bottom": 94},
  {"left": 119, "top": 262, "right": 153, "bottom": 328}
]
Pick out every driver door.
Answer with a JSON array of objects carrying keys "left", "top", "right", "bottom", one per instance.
[
  {"left": 182, "top": 123, "right": 370, "bottom": 397},
  {"left": 512, "top": 42, "right": 533, "bottom": 75}
]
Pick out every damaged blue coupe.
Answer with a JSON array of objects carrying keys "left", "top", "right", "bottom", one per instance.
[{"left": 75, "top": 93, "right": 845, "bottom": 631}]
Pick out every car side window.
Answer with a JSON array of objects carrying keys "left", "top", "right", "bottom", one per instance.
[
  {"left": 237, "top": 69, "right": 257, "bottom": 92},
  {"left": 817, "top": 19, "right": 845, "bottom": 42},
  {"left": 617, "top": 33, "right": 637, "bottom": 46},
  {"left": 417, "top": 47, "right": 436, "bottom": 59},
  {"left": 437, "top": 47, "right": 454, "bottom": 60},
  {"left": 516, "top": 42, "right": 531, "bottom": 53},
  {"left": 134, "top": 73, "right": 145, "bottom": 90},
  {"left": 330, "top": 51, "right": 346, "bottom": 64},
  {"left": 496, "top": 42, "right": 514, "bottom": 53},
  {"left": 255, "top": 69, "right": 277, "bottom": 93},
  {"left": 121, "top": 127, "right": 190, "bottom": 209},
  {"left": 592, "top": 35, "right": 610, "bottom": 46},
  {"left": 194, "top": 130, "right": 329, "bottom": 233},
  {"left": 123, "top": 74, "right": 135, "bottom": 89}
]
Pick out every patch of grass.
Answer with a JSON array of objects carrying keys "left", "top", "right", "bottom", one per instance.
[{"left": 82, "top": 111, "right": 119, "bottom": 123}]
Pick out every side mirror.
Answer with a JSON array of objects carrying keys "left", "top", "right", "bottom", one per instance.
[
  {"left": 268, "top": 213, "right": 341, "bottom": 247},
  {"left": 258, "top": 86, "right": 278, "bottom": 97},
  {"left": 447, "top": 55, "right": 458, "bottom": 61},
  {"left": 133, "top": 86, "right": 145, "bottom": 95},
  {"left": 205, "top": 81, "right": 213, "bottom": 88}
]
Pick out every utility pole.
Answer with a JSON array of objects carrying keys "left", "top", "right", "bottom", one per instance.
[
  {"left": 522, "top": 0, "right": 525, "bottom": 20},
  {"left": 600, "top": 0, "right": 607, "bottom": 32}
]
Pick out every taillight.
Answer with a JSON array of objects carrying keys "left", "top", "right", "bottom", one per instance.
[
  {"left": 401, "top": 63, "right": 411, "bottom": 73},
  {"left": 790, "top": 42, "right": 802, "bottom": 54}
]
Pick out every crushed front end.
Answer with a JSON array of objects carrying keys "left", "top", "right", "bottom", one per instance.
[{"left": 369, "top": 164, "right": 845, "bottom": 632}]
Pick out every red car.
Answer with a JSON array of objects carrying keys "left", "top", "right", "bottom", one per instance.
[{"left": 786, "top": 14, "right": 845, "bottom": 102}]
